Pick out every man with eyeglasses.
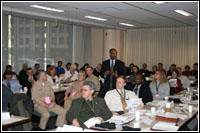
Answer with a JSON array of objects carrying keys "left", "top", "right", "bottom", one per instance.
[{"left": 66, "top": 81, "right": 112, "bottom": 129}]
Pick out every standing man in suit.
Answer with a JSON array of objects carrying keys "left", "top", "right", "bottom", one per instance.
[
  {"left": 126, "top": 74, "right": 153, "bottom": 104},
  {"left": 100, "top": 48, "right": 125, "bottom": 97},
  {"left": 66, "top": 81, "right": 112, "bottom": 129}
]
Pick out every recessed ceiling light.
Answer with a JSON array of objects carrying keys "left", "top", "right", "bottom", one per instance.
[
  {"left": 30, "top": 5, "right": 64, "bottom": 12},
  {"left": 174, "top": 10, "right": 193, "bottom": 16},
  {"left": 119, "top": 23, "right": 134, "bottom": 27},
  {"left": 84, "top": 16, "right": 107, "bottom": 21},
  {"left": 153, "top": 2, "right": 166, "bottom": 4}
]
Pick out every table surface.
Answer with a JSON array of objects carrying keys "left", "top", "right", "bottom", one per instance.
[{"left": 2, "top": 116, "right": 30, "bottom": 130}]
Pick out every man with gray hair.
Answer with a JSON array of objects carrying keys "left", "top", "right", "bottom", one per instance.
[
  {"left": 31, "top": 70, "right": 66, "bottom": 130},
  {"left": 66, "top": 80, "right": 112, "bottom": 129}
]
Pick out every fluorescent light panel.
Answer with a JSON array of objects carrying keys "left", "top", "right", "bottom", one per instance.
[
  {"left": 174, "top": 10, "right": 193, "bottom": 16},
  {"left": 30, "top": 5, "right": 64, "bottom": 12},
  {"left": 120, "top": 23, "right": 134, "bottom": 27},
  {"left": 84, "top": 16, "right": 107, "bottom": 21},
  {"left": 153, "top": 2, "right": 166, "bottom": 4}
]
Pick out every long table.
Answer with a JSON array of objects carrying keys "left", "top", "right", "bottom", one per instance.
[{"left": 2, "top": 116, "right": 31, "bottom": 131}]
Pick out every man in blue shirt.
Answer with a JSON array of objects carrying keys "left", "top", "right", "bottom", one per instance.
[
  {"left": 2, "top": 71, "right": 21, "bottom": 92},
  {"left": 56, "top": 61, "right": 65, "bottom": 77}
]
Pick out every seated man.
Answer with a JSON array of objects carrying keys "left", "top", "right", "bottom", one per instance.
[
  {"left": 104, "top": 76, "right": 144, "bottom": 116},
  {"left": 21, "top": 68, "right": 36, "bottom": 97},
  {"left": 31, "top": 70, "right": 66, "bottom": 130},
  {"left": 2, "top": 71, "right": 21, "bottom": 92},
  {"left": 64, "top": 64, "right": 78, "bottom": 83},
  {"left": 129, "top": 74, "right": 153, "bottom": 104},
  {"left": 85, "top": 66, "right": 100, "bottom": 96},
  {"left": 2, "top": 84, "right": 14, "bottom": 111},
  {"left": 64, "top": 70, "right": 86, "bottom": 112},
  {"left": 66, "top": 81, "right": 112, "bottom": 129}
]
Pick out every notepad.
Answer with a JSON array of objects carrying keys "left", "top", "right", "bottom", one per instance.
[
  {"left": 55, "top": 125, "right": 83, "bottom": 131},
  {"left": 84, "top": 117, "right": 101, "bottom": 128},
  {"left": 151, "top": 122, "right": 179, "bottom": 131}
]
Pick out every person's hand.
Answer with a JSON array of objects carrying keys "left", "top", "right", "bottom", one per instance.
[
  {"left": 95, "top": 117, "right": 103, "bottom": 122},
  {"left": 104, "top": 71, "right": 111, "bottom": 76},
  {"left": 72, "top": 119, "right": 80, "bottom": 127},
  {"left": 111, "top": 71, "right": 118, "bottom": 78},
  {"left": 65, "top": 78, "right": 71, "bottom": 83},
  {"left": 112, "top": 111, "right": 119, "bottom": 116},
  {"left": 48, "top": 102, "right": 56, "bottom": 108},
  {"left": 136, "top": 105, "right": 143, "bottom": 110},
  {"left": 64, "top": 96, "right": 68, "bottom": 101}
]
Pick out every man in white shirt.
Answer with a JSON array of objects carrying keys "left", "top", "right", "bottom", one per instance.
[
  {"left": 104, "top": 76, "right": 143, "bottom": 116},
  {"left": 177, "top": 67, "right": 190, "bottom": 88},
  {"left": 64, "top": 64, "right": 78, "bottom": 83}
]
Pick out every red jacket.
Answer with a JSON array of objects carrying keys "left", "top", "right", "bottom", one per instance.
[
  {"left": 182, "top": 71, "right": 190, "bottom": 77},
  {"left": 174, "top": 79, "right": 182, "bottom": 93}
]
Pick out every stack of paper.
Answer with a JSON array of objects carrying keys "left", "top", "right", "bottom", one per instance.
[
  {"left": 84, "top": 117, "right": 101, "bottom": 128},
  {"left": 106, "top": 116, "right": 129, "bottom": 125},
  {"left": 151, "top": 122, "right": 179, "bottom": 131},
  {"left": 56, "top": 125, "right": 83, "bottom": 132}
]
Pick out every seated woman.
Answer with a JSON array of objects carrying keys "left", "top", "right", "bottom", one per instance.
[
  {"left": 105, "top": 76, "right": 144, "bottom": 116},
  {"left": 47, "top": 66, "right": 59, "bottom": 86},
  {"left": 168, "top": 70, "right": 182, "bottom": 94},
  {"left": 182, "top": 65, "right": 191, "bottom": 77},
  {"left": 150, "top": 70, "right": 170, "bottom": 100}
]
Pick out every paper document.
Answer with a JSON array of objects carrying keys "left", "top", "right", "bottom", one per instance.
[
  {"left": 55, "top": 125, "right": 83, "bottom": 132},
  {"left": 152, "top": 122, "right": 179, "bottom": 131},
  {"left": 126, "top": 98, "right": 142, "bottom": 111},
  {"left": 84, "top": 117, "right": 101, "bottom": 128}
]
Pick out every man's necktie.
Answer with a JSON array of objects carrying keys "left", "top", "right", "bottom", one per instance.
[
  {"left": 134, "top": 85, "right": 138, "bottom": 95},
  {"left": 7, "top": 81, "right": 11, "bottom": 90},
  {"left": 120, "top": 90, "right": 127, "bottom": 112}
]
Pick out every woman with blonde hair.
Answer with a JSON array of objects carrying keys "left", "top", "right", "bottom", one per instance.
[
  {"left": 47, "top": 66, "right": 59, "bottom": 85},
  {"left": 150, "top": 70, "right": 170, "bottom": 100}
]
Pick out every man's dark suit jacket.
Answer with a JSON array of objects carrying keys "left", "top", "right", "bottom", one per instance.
[
  {"left": 66, "top": 97, "right": 112, "bottom": 124},
  {"left": 126, "top": 83, "right": 153, "bottom": 104},
  {"left": 100, "top": 59, "right": 125, "bottom": 97}
]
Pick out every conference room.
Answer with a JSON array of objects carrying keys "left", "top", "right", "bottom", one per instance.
[{"left": 1, "top": 1, "right": 199, "bottom": 132}]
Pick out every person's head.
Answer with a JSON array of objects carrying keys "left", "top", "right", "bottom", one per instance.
[
  {"left": 70, "top": 64, "right": 77, "bottom": 72},
  {"left": 35, "top": 70, "right": 47, "bottom": 82},
  {"left": 142, "top": 64, "right": 147, "bottom": 69},
  {"left": 23, "top": 64, "right": 28, "bottom": 70},
  {"left": 116, "top": 76, "right": 126, "bottom": 90},
  {"left": 152, "top": 65, "right": 158, "bottom": 72},
  {"left": 74, "top": 63, "right": 79, "bottom": 69},
  {"left": 6, "top": 65, "right": 12, "bottom": 72},
  {"left": 129, "top": 63, "right": 134, "bottom": 70},
  {"left": 78, "top": 70, "right": 86, "bottom": 82},
  {"left": 135, "top": 74, "right": 144, "bottom": 85},
  {"left": 49, "top": 66, "right": 56, "bottom": 76},
  {"left": 5, "top": 71, "right": 13, "bottom": 81},
  {"left": 86, "top": 66, "right": 94, "bottom": 77},
  {"left": 193, "top": 63, "right": 198, "bottom": 71},
  {"left": 171, "top": 69, "right": 179, "bottom": 79},
  {"left": 58, "top": 61, "right": 63, "bottom": 68},
  {"left": 154, "top": 70, "right": 168, "bottom": 83},
  {"left": 65, "top": 63, "right": 71, "bottom": 71},
  {"left": 96, "top": 64, "right": 102, "bottom": 71},
  {"left": 81, "top": 81, "right": 96, "bottom": 99},
  {"left": 184, "top": 65, "right": 190, "bottom": 71},
  {"left": 109, "top": 48, "right": 117, "bottom": 60},
  {"left": 158, "top": 63, "right": 163, "bottom": 69},
  {"left": 34, "top": 64, "right": 40, "bottom": 71},
  {"left": 46, "top": 64, "right": 51, "bottom": 72},
  {"left": 171, "top": 64, "right": 176, "bottom": 71},
  {"left": 133, "top": 65, "right": 139, "bottom": 74},
  {"left": 177, "top": 67, "right": 182, "bottom": 77},
  {"left": 26, "top": 68, "right": 33, "bottom": 76},
  {"left": 83, "top": 63, "right": 89, "bottom": 71}
]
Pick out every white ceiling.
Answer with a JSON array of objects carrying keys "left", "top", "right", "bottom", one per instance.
[{"left": 2, "top": 2, "right": 198, "bottom": 30}]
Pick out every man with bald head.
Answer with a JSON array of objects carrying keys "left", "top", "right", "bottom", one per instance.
[{"left": 100, "top": 48, "right": 125, "bottom": 97}]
